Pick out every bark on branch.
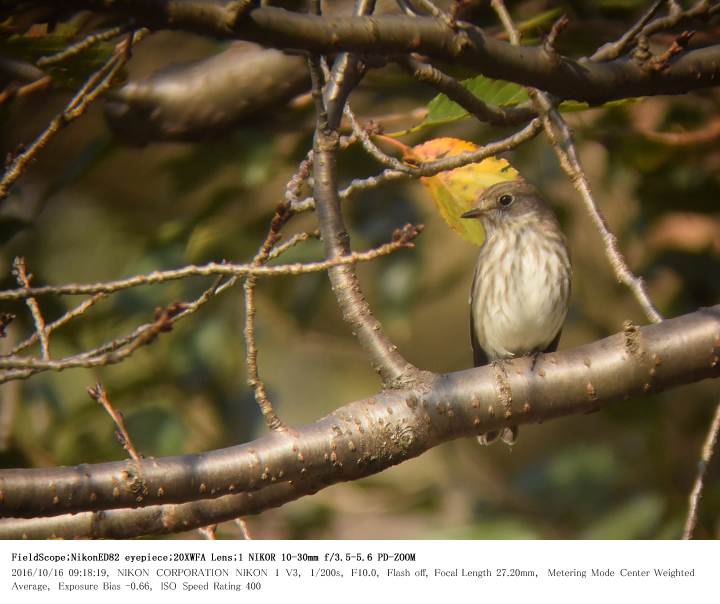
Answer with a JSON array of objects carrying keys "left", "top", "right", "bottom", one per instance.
[
  {"left": 25, "top": 3, "right": 720, "bottom": 103},
  {"left": 1, "top": 305, "right": 719, "bottom": 533}
]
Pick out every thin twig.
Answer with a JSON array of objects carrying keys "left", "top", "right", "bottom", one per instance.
[
  {"left": 243, "top": 206, "right": 295, "bottom": 432},
  {"left": 641, "top": 0, "right": 720, "bottom": 39},
  {"left": 0, "top": 234, "right": 421, "bottom": 301},
  {"left": 638, "top": 115, "right": 720, "bottom": 146},
  {"left": 87, "top": 382, "right": 142, "bottom": 462},
  {"left": 37, "top": 25, "right": 130, "bottom": 66},
  {"left": 0, "top": 75, "right": 52, "bottom": 106},
  {"left": 412, "top": 0, "right": 456, "bottom": 27},
  {"left": 9, "top": 293, "right": 107, "bottom": 355},
  {"left": 198, "top": 524, "right": 218, "bottom": 539},
  {"left": 396, "top": 56, "right": 535, "bottom": 126},
  {"left": 0, "top": 277, "right": 227, "bottom": 384},
  {"left": 591, "top": 0, "right": 664, "bottom": 61},
  {"left": 12, "top": 258, "right": 50, "bottom": 359},
  {"left": 0, "top": 302, "right": 187, "bottom": 375},
  {"left": 0, "top": 229, "right": 422, "bottom": 383},
  {"left": 683, "top": 400, "right": 720, "bottom": 539},
  {"left": 291, "top": 118, "right": 543, "bottom": 212},
  {"left": 284, "top": 149, "right": 314, "bottom": 205},
  {"left": 235, "top": 518, "right": 253, "bottom": 539},
  {"left": 492, "top": 0, "right": 663, "bottom": 324},
  {"left": 344, "top": 106, "right": 411, "bottom": 172},
  {"left": 267, "top": 231, "right": 321, "bottom": 260},
  {"left": 0, "top": 29, "right": 147, "bottom": 201}
]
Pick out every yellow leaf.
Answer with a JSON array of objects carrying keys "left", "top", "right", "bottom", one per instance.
[{"left": 410, "top": 138, "right": 520, "bottom": 246}]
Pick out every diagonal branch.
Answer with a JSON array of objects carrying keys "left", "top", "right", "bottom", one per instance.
[
  {"left": 396, "top": 56, "right": 535, "bottom": 126},
  {"left": 683, "top": 399, "right": 720, "bottom": 539},
  {"left": 491, "top": 0, "right": 662, "bottom": 324},
  {"left": 0, "top": 29, "right": 147, "bottom": 201},
  {"left": 310, "top": 49, "right": 425, "bottom": 388}
]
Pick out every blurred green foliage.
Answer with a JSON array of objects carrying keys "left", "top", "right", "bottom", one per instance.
[{"left": 0, "top": 0, "right": 719, "bottom": 539}]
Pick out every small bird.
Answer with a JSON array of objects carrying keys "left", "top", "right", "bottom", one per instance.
[{"left": 461, "top": 180, "right": 571, "bottom": 445}]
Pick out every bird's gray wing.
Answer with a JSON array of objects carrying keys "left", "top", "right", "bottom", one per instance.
[
  {"left": 469, "top": 268, "right": 490, "bottom": 367},
  {"left": 544, "top": 329, "right": 563, "bottom": 354}
]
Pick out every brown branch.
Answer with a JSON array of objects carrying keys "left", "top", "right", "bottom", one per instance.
[
  {"left": 310, "top": 52, "right": 424, "bottom": 388},
  {"left": 0, "top": 74, "right": 52, "bottom": 106},
  {"left": 290, "top": 118, "right": 543, "bottom": 213},
  {"left": 0, "top": 235, "right": 423, "bottom": 302},
  {"left": 0, "top": 305, "right": 719, "bottom": 536},
  {"left": 591, "top": 0, "right": 665, "bottom": 61},
  {"left": 33, "top": 3, "right": 720, "bottom": 104},
  {"left": 683, "top": 399, "right": 720, "bottom": 539},
  {"left": 0, "top": 229, "right": 422, "bottom": 386},
  {"left": 235, "top": 517, "right": 252, "bottom": 539},
  {"left": 396, "top": 56, "right": 535, "bottom": 127},
  {"left": 9, "top": 293, "right": 107, "bottom": 355},
  {"left": 36, "top": 24, "right": 130, "bottom": 66},
  {"left": 243, "top": 204, "right": 295, "bottom": 432},
  {"left": 638, "top": 115, "right": 720, "bottom": 145},
  {"left": 87, "top": 383, "right": 142, "bottom": 463},
  {"left": 106, "top": 43, "right": 309, "bottom": 144},
  {"left": 0, "top": 29, "right": 147, "bottom": 201},
  {"left": 641, "top": 0, "right": 720, "bottom": 39},
  {"left": 12, "top": 258, "right": 50, "bottom": 360},
  {"left": 0, "top": 481, "right": 316, "bottom": 539}
]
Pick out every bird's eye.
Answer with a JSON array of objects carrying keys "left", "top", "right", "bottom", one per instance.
[{"left": 498, "top": 194, "right": 514, "bottom": 207}]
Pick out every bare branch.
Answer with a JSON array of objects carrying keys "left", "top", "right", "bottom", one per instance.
[
  {"left": 0, "top": 235, "right": 423, "bottom": 302},
  {"left": 31, "top": 3, "right": 720, "bottom": 104},
  {"left": 343, "top": 106, "right": 411, "bottom": 172},
  {"left": 310, "top": 53, "right": 424, "bottom": 388},
  {"left": 591, "top": 0, "right": 664, "bottom": 61},
  {"left": 1, "top": 305, "right": 719, "bottom": 534},
  {"left": 638, "top": 114, "right": 720, "bottom": 145},
  {"left": 0, "top": 29, "right": 148, "bottom": 201},
  {"left": 87, "top": 383, "right": 142, "bottom": 463},
  {"left": 683, "top": 399, "right": 720, "bottom": 539},
  {"left": 396, "top": 56, "right": 535, "bottom": 126},
  {"left": 36, "top": 25, "right": 130, "bottom": 67},
  {"left": 12, "top": 258, "right": 49, "bottom": 360},
  {"left": 235, "top": 517, "right": 252, "bottom": 539},
  {"left": 291, "top": 118, "right": 543, "bottom": 213},
  {"left": 243, "top": 205, "right": 296, "bottom": 432},
  {"left": 9, "top": 293, "right": 107, "bottom": 355}
]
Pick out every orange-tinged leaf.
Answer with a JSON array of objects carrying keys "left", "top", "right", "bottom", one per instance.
[{"left": 409, "top": 138, "right": 520, "bottom": 245}]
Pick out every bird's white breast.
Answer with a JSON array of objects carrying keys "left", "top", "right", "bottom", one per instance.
[{"left": 471, "top": 223, "right": 571, "bottom": 359}]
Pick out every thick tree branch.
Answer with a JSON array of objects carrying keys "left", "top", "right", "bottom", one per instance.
[
  {"left": 28, "top": 3, "right": 720, "bottom": 104},
  {"left": 105, "top": 44, "right": 309, "bottom": 144},
  {"left": 1, "top": 305, "right": 719, "bottom": 529}
]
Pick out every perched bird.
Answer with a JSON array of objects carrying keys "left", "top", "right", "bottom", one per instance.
[{"left": 461, "top": 180, "right": 571, "bottom": 445}]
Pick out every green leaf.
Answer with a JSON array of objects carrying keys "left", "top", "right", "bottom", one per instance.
[
  {"left": 421, "top": 75, "right": 530, "bottom": 130},
  {"left": 416, "top": 75, "right": 641, "bottom": 134}
]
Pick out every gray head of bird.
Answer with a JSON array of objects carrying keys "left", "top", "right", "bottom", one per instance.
[{"left": 460, "top": 180, "right": 556, "bottom": 235}]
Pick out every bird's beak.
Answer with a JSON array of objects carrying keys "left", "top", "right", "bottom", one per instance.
[{"left": 461, "top": 208, "right": 483, "bottom": 219}]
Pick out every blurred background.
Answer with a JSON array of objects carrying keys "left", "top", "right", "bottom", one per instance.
[{"left": 1, "top": 0, "right": 719, "bottom": 539}]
